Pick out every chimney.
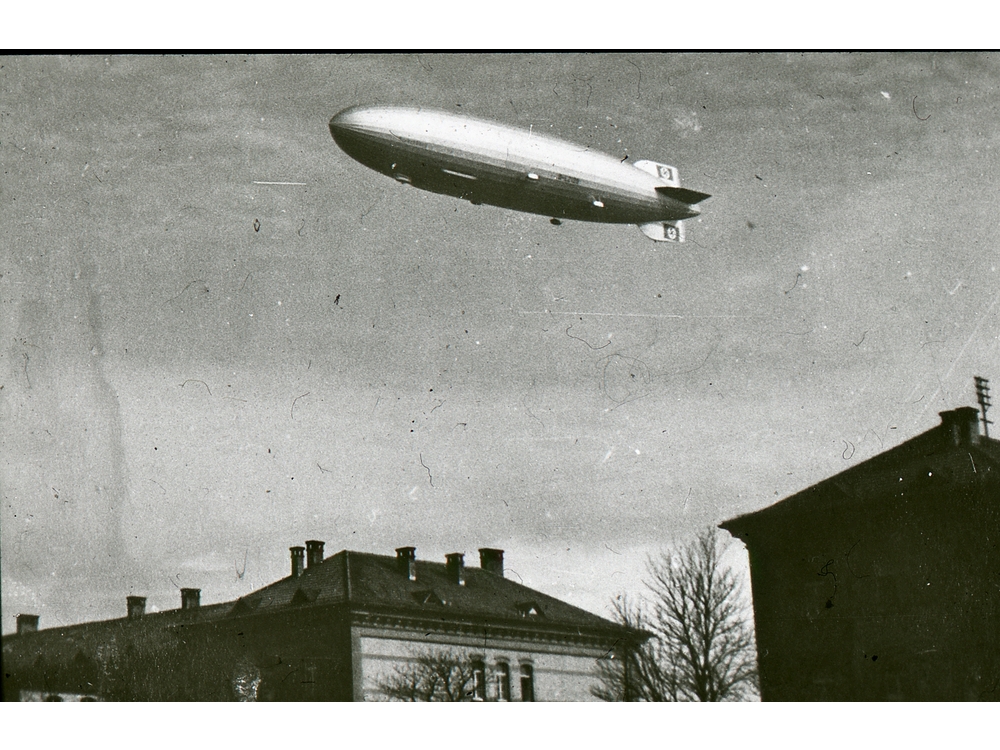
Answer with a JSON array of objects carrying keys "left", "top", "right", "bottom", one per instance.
[
  {"left": 479, "top": 548, "right": 504, "bottom": 577},
  {"left": 16, "top": 614, "right": 39, "bottom": 635},
  {"left": 445, "top": 553, "right": 466, "bottom": 586},
  {"left": 126, "top": 596, "right": 147, "bottom": 620},
  {"left": 290, "top": 546, "right": 305, "bottom": 578},
  {"left": 396, "top": 546, "right": 417, "bottom": 581},
  {"left": 940, "top": 407, "right": 981, "bottom": 446},
  {"left": 305, "top": 540, "right": 325, "bottom": 569},
  {"left": 180, "top": 588, "right": 201, "bottom": 610}
]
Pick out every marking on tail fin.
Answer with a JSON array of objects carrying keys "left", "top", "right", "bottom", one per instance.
[
  {"left": 633, "top": 159, "right": 681, "bottom": 186},
  {"left": 639, "top": 221, "right": 685, "bottom": 243}
]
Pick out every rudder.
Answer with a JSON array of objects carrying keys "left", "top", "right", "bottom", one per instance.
[
  {"left": 638, "top": 221, "right": 685, "bottom": 243},
  {"left": 632, "top": 159, "right": 681, "bottom": 187}
]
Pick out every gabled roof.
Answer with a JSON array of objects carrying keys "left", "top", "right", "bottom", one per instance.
[
  {"left": 722, "top": 407, "right": 1000, "bottom": 537},
  {"left": 230, "top": 550, "right": 627, "bottom": 637}
]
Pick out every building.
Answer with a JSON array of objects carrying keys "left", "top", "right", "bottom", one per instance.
[
  {"left": 2, "top": 543, "right": 638, "bottom": 701},
  {"left": 721, "top": 406, "right": 1000, "bottom": 700}
]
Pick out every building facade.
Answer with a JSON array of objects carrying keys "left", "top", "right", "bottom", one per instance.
[
  {"left": 3, "top": 544, "right": 637, "bottom": 701},
  {"left": 721, "top": 407, "right": 1000, "bottom": 700}
]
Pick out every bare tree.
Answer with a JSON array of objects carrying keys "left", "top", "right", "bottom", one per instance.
[
  {"left": 594, "top": 529, "right": 758, "bottom": 701},
  {"left": 592, "top": 595, "right": 680, "bottom": 702},
  {"left": 377, "top": 649, "right": 477, "bottom": 701}
]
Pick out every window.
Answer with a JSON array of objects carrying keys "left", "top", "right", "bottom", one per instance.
[
  {"left": 411, "top": 589, "right": 445, "bottom": 605},
  {"left": 520, "top": 663, "right": 534, "bottom": 702},
  {"left": 303, "top": 660, "right": 317, "bottom": 687},
  {"left": 495, "top": 661, "right": 511, "bottom": 701},
  {"left": 515, "top": 601, "right": 543, "bottom": 618},
  {"left": 471, "top": 658, "right": 486, "bottom": 701}
]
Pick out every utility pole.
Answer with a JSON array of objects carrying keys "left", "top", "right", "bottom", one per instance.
[{"left": 974, "top": 376, "right": 992, "bottom": 438}]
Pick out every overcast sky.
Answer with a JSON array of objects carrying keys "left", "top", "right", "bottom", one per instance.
[{"left": 3, "top": 53, "right": 1000, "bottom": 633}]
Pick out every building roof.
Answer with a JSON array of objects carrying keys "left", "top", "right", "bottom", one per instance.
[
  {"left": 3, "top": 547, "right": 633, "bottom": 662},
  {"left": 1, "top": 600, "right": 235, "bottom": 675},
  {"left": 721, "top": 407, "right": 1000, "bottom": 538},
  {"left": 232, "top": 550, "right": 628, "bottom": 637}
]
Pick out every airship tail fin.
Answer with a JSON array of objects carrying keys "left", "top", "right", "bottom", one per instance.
[
  {"left": 633, "top": 159, "right": 681, "bottom": 186},
  {"left": 634, "top": 160, "right": 711, "bottom": 204},
  {"left": 655, "top": 185, "right": 712, "bottom": 204},
  {"left": 639, "top": 221, "right": 685, "bottom": 243}
]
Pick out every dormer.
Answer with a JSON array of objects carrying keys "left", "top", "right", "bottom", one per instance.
[{"left": 515, "top": 601, "right": 544, "bottom": 618}]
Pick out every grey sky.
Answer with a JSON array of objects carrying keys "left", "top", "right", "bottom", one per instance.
[{"left": 4, "top": 53, "right": 1000, "bottom": 632}]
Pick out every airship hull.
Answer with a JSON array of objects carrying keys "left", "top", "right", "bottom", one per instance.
[{"left": 329, "top": 105, "right": 708, "bottom": 237}]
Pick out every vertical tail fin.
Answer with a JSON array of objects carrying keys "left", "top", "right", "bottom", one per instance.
[
  {"left": 632, "top": 159, "right": 681, "bottom": 187},
  {"left": 639, "top": 221, "right": 685, "bottom": 243}
]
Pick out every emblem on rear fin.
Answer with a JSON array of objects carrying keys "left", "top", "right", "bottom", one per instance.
[
  {"left": 633, "top": 159, "right": 681, "bottom": 187},
  {"left": 639, "top": 221, "right": 685, "bottom": 243}
]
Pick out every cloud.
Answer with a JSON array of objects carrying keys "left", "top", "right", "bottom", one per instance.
[{"left": 672, "top": 111, "right": 702, "bottom": 135}]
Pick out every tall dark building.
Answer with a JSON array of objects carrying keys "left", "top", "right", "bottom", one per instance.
[{"left": 722, "top": 406, "right": 1000, "bottom": 700}]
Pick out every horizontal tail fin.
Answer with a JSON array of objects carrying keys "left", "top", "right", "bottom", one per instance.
[
  {"left": 639, "top": 221, "right": 685, "bottom": 243},
  {"left": 655, "top": 185, "right": 712, "bottom": 204}
]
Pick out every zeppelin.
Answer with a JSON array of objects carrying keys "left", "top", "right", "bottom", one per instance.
[{"left": 329, "top": 105, "right": 710, "bottom": 243}]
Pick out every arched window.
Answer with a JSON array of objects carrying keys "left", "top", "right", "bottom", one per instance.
[
  {"left": 471, "top": 658, "right": 486, "bottom": 701},
  {"left": 495, "top": 661, "right": 511, "bottom": 701},
  {"left": 519, "top": 663, "right": 534, "bottom": 702}
]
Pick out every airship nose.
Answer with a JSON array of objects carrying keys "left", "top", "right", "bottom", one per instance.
[
  {"left": 329, "top": 106, "right": 378, "bottom": 154},
  {"left": 329, "top": 106, "right": 368, "bottom": 137}
]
